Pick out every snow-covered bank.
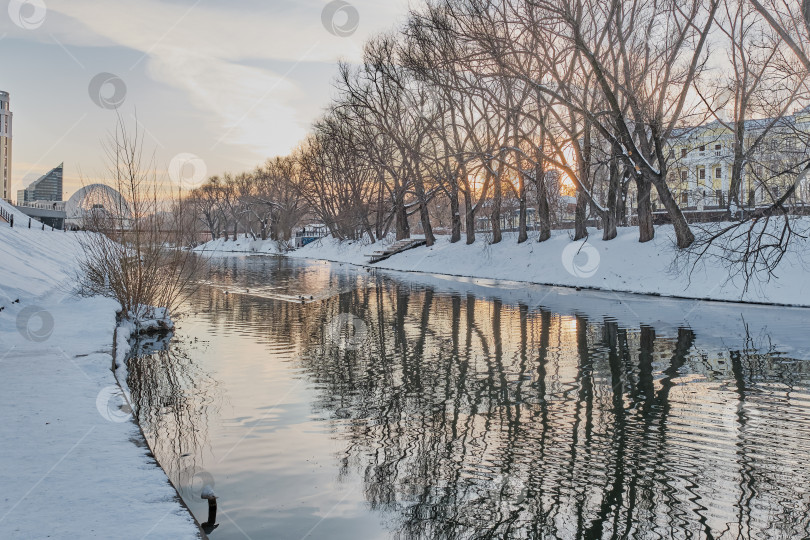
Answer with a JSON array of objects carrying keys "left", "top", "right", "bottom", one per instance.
[
  {"left": 0, "top": 201, "right": 199, "bottom": 538},
  {"left": 278, "top": 225, "right": 810, "bottom": 307},
  {"left": 193, "top": 235, "right": 282, "bottom": 255}
]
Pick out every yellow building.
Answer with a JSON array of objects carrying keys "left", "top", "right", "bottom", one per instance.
[{"left": 666, "top": 107, "right": 810, "bottom": 209}]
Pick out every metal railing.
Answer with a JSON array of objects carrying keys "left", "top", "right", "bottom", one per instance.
[{"left": 0, "top": 204, "right": 12, "bottom": 225}]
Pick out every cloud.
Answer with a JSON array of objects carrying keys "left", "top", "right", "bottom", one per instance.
[
  {"left": 1, "top": 0, "right": 415, "bottom": 192},
  {"left": 147, "top": 49, "right": 307, "bottom": 155},
  {"left": 46, "top": 0, "right": 387, "bottom": 63},
  {"left": 38, "top": 0, "right": 410, "bottom": 156}
]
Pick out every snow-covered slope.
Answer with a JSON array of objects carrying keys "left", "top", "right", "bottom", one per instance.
[
  {"left": 193, "top": 235, "right": 282, "bottom": 255},
  {"left": 0, "top": 199, "right": 199, "bottom": 538},
  {"left": 284, "top": 225, "right": 810, "bottom": 306},
  {"left": 0, "top": 203, "right": 85, "bottom": 301}
]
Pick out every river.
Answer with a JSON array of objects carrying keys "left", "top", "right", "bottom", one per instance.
[{"left": 126, "top": 256, "right": 810, "bottom": 539}]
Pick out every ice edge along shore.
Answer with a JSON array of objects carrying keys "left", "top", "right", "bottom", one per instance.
[{"left": 195, "top": 224, "right": 810, "bottom": 308}]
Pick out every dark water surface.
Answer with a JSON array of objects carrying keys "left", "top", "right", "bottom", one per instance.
[{"left": 127, "top": 256, "right": 810, "bottom": 539}]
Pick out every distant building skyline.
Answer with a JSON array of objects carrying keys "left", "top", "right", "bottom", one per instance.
[
  {"left": 0, "top": 91, "right": 12, "bottom": 202},
  {"left": 17, "top": 163, "right": 64, "bottom": 204}
]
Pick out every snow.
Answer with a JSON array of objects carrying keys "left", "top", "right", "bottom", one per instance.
[
  {"left": 191, "top": 222, "right": 810, "bottom": 306},
  {"left": 200, "top": 486, "right": 217, "bottom": 500},
  {"left": 192, "top": 235, "right": 283, "bottom": 256},
  {"left": 0, "top": 199, "right": 199, "bottom": 538},
  {"left": 0, "top": 206, "right": 85, "bottom": 301},
  {"left": 128, "top": 306, "right": 175, "bottom": 334},
  {"left": 275, "top": 226, "right": 810, "bottom": 307}
]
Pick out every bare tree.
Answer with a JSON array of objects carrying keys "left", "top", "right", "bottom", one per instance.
[
  {"left": 696, "top": 0, "right": 805, "bottom": 215},
  {"left": 532, "top": 0, "right": 719, "bottom": 247},
  {"left": 749, "top": 0, "right": 810, "bottom": 72},
  {"left": 78, "top": 116, "right": 205, "bottom": 320},
  {"left": 191, "top": 181, "right": 223, "bottom": 241},
  {"left": 250, "top": 156, "right": 308, "bottom": 242}
]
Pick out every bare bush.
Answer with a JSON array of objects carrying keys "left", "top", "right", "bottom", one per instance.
[{"left": 77, "top": 117, "right": 206, "bottom": 321}]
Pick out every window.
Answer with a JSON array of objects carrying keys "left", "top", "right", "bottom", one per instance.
[
  {"left": 681, "top": 148, "right": 687, "bottom": 158},
  {"left": 680, "top": 192, "right": 688, "bottom": 204},
  {"left": 699, "top": 145, "right": 705, "bottom": 152},
  {"left": 715, "top": 144, "right": 722, "bottom": 156},
  {"left": 699, "top": 168, "right": 706, "bottom": 180},
  {"left": 680, "top": 170, "right": 687, "bottom": 183},
  {"left": 715, "top": 167, "right": 722, "bottom": 179}
]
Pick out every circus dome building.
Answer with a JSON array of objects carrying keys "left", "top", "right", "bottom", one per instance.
[{"left": 65, "top": 184, "right": 131, "bottom": 229}]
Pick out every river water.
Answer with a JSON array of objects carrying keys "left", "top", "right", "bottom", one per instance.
[{"left": 126, "top": 256, "right": 810, "bottom": 539}]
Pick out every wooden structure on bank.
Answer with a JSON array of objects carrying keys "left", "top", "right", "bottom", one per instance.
[{"left": 366, "top": 239, "right": 427, "bottom": 264}]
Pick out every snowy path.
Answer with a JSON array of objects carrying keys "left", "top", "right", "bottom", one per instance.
[{"left": 0, "top": 294, "right": 199, "bottom": 539}]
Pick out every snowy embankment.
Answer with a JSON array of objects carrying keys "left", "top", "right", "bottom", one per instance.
[
  {"left": 0, "top": 200, "right": 198, "bottom": 538},
  {"left": 193, "top": 235, "right": 282, "bottom": 255},
  {"left": 281, "top": 225, "right": 810, "bottom": 307}
]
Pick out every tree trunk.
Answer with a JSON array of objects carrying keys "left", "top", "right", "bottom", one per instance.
[
  {"left": 517, "top": 173, "right": 528, "bottom": 243},
  {"left": 413, "top": 174, "right": 435, "bottom": 247},
  {"left": 603, "top": 150, "right": 621, "bottom": 241},
  {"left": 603, "top": 212, "right": 617, "bottom": 242},
  {"left": 270, "top": 215, "right": 279, "bottom": 241},
  {"left": 535, "top": 163, "right": 551, "bottom": 242},
  {"left": 574, "top": 190, "right": 588, "bottom": 241},
  {"left": 618, "top": 175, "right": 629, "bottom": 226},
  {"left": 326, "top": 221, "right": 341, "bottom": 240},
  {"left": 418, "top": 200, "right": 435, "bottom": 246},
  {"left": 361, "top": 212, "right": 375, "bottom": 243},
  {"left": 574, "top": 118, "right": 592, "bottom": 241},
  {"left": 450, "top": 182, "right": 461, "bottom": 243},
  {"left": 376, "top": 170, "right": 385, "bottom": 240},
  {"left": 489, "top": 165, "right": 502, "bottom": 244},
  {"left": 205, "top": 216, "right": 217, "bottom": 242},
  {"left": 728, "top": 121, "right": 746, "bottom": 218},
  {"left": 636, "top": 176, "right": 654, "bottom": 243},
  {"left": 804, "top": 0, "right": 810, "bottom": 29},
  {"left": 464, "top": 189, "right": 476, "bottom": 245},
  {"left": 394, "top": 194, "right": 410, "bottom": 240},
  {"left": 649, "top": 172, "right": 695, "bottom": 248}
]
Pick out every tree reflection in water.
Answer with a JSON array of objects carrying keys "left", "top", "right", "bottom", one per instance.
[
  {"left": 138, "top": 257, "right": 810, "bottom": 539},
  {"left": 290, "top": 279, "right": 810, "bottom": 539},
  {"left": 125, "top": 334, "right": 221, "bottom": 504}
]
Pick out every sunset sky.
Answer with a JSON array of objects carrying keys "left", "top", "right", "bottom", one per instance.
[{"left": 0, "top": 0, "right": 413, "bottom": 197}]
